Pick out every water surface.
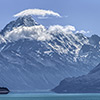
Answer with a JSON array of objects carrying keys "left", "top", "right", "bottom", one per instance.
[{"left": 0, "top": 93, "right": 100, "bottom": 100}]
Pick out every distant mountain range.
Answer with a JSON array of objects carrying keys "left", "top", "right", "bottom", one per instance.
[
  {"left": 0, "top": 15, "right": 100, "bottom": 92},
  {"left": 52, "top": 63, "right": 100, "bottom": 93}
]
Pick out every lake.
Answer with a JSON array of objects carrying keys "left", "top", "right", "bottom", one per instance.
[{"left": 0, "top": 93, "right": 100, "bottom": 100}]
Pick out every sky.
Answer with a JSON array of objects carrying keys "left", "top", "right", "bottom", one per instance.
[{"left": 0, "top": 0, "right": 100, "bottom": 36}]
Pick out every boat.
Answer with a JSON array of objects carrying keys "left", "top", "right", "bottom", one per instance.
[{"left": 0, "top": 87, "right": 9, "bottom": 94}]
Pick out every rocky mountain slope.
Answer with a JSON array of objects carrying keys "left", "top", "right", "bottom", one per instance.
[{"left": 52, "top": 63, "right": 100, "bottom": 93}]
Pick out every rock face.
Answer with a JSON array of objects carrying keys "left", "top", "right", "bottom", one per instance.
[
  {"left": 0, "top": 15, "right": 100, "bottom": 92},
  {"left": 52, "top": 63, "right": 100, "bottom": 93}
]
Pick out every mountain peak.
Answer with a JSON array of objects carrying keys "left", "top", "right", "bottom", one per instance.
[
  {"left": 0, "top": 15, "right": 39, "bottom": 35},
  {"left": 16, "top": 15, "right": 38, "bottom": 26},
  {"left": 89, "top": 34, "right": 100, "bottom": 45}
]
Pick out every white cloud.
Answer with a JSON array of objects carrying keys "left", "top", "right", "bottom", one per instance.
[
  {"left": 48, "top": 25, "right": 76, "bottom": 35},
  {"left": 64, "top": 15, "right": 68, "bottom": 18},
  {"left": 4, "top": 25, "right": 52, "bottom": 41},
  {"left": 4, "top": 25, "right": 76, "bottom": 42},
  {"left": 38, "top": 16, "right": 49, "bottom": 19},
  {"left": 76, "top": 30, "right": 90, "bottom": 34},
  {"left": 14, "top": 9, "right": 61, "bottom": 18}
]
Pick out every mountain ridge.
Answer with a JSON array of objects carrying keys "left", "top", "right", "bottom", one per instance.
[{"left": 52, "top": 63, "right": 100, "bottom": 93}]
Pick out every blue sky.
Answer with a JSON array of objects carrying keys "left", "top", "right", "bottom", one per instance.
[{"left": 0, "top": 0, "right": 100, "bottom": 36}]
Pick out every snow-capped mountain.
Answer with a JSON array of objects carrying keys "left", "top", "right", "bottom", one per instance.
[{"left": 0, "top": 15, "right": 100, "bottom": 92}]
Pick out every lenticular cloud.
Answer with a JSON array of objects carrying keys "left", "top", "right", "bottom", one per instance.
[{"left": 14, "top": 9, "right": 61, "bottom": 17}]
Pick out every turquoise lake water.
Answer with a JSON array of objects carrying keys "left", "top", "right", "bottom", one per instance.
[{"left": 0, "top": 93, "right": 100, "bottom": 100}]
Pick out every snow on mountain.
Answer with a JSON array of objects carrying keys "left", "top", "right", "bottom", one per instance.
[{"left": 0, "top": 15, "right": 100, "bottom": 92}]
